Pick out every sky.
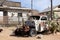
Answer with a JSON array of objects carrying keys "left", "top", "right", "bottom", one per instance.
[{"left": 9, "top": 0, "right": 60, "bottom": 12}]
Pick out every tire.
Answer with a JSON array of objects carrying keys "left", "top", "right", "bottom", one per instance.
[{"left": 30, "top": 28, "right": 37, "bottom": 37}]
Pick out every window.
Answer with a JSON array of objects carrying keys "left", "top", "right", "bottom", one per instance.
[
  {"left": 41, "top": 17, "right": 47, "bottom": 20},
  {"left": 3, "top": 11, "right": 8, "bottom": 16},
  {"left": 18, "top": 13, "right": 22, "bottom": 17}
]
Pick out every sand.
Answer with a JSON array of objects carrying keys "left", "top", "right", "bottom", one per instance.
[{"left": 0, "top": 27, "right": 60, "bottom": 40}]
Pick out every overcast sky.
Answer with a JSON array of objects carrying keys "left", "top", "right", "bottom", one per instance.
[{"left": 9, "top": 0, "right": 60, "bottom": 12}]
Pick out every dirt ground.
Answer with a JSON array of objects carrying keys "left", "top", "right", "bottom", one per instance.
[{"left": 0, "top": 27, "right": 60, "bottom": 40}]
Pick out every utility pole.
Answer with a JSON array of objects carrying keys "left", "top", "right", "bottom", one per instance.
[
  {"left": 31, "top": 0, "right": 33, "bottom": 10},
  {"left": 51, "top": 0, "right": 53, "bottom": 20},
  {"left": 31, "top": 0, "right": 33, "bottom": 16}
]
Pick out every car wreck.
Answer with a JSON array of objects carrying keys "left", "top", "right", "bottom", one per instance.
[{"left": 12, "top": 15, "right": 48, "bottom": 37}]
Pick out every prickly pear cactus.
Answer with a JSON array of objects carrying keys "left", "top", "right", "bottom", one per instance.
[{"left": 50, "top": 20, "right": 58, "bottom": 33}]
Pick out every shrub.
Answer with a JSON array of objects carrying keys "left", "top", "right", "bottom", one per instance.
[{"left": 48, "top": 20, "right": 58, "bottom": 34}]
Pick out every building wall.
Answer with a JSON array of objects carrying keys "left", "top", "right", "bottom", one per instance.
[
  {"left": 3, "top": 1, "right": 21, "bottom": 7},
  {"left": 7, "top": 10, "right": 28, "bottom": 24},
  {"left": 54, "top": 12, "right": 60, "bottom": 18},
  {"left": 54, "top": 7, "right": 60, "bottom": 10},
  {"left": 53, "top": 7, "right": 60, "bottom": 18},
  {"left": 8, "top": 12, "right": 18, "bottom": 24},
  {"left": 0, "top": 0, "right": 21, "bottom": 7},
  {"left": 0, "top": 9, "right": 30, "bottom": 25},
  {"left": 0, "top": 11, "right": 3, "bottom": 24},
  {"left": 22, "top": 12, "right": 28, "bottom": 21}
]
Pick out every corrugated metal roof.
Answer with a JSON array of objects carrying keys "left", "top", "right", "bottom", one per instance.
[
  {"left": 9, "top": 7, "right": 31, "bottom": 10},
  {"left": 40, "top": 5, "right": 60, "bottom": 13},
  {"left": 0, "top": 6, "right": 31, "bottom": 10}
]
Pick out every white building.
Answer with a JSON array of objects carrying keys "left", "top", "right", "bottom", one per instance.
[
  {"left": 40, "top": 5, "right": 60, "bottom": 20},
  {"left": 0, "top": 1, "right": 32, "bottom": 25}
]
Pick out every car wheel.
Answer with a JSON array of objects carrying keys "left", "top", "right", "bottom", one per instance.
[{"left": 30, "top": 28, "right": 37, "bottom": 37}]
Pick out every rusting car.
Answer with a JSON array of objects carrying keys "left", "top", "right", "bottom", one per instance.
[
  {"left": 13, "top": 15, "right": 48, "bottom": 37},
  {"left": 13, "top": 19, "right": 37, "bottom": 37},
  {"left": 30, "top": 15, "right": 48, "bottom": 32}
]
